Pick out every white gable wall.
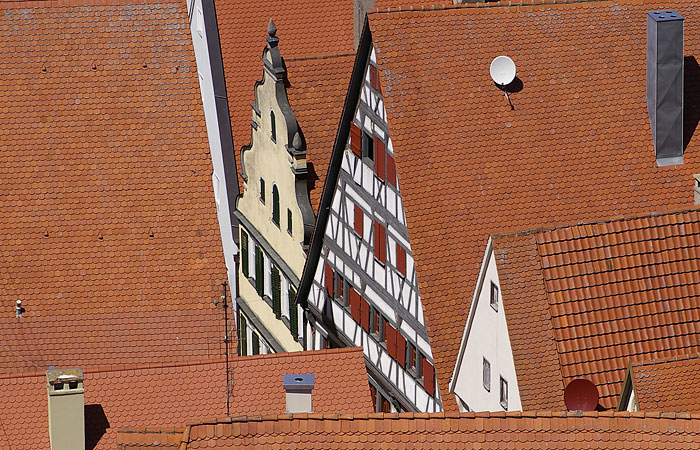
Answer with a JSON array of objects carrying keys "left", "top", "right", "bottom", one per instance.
[
  {"left": 188, "top": 0, "right": 238, "bottom": 296},
  {"left": 451, "top": 242, "right": 522, "bottom": 412}
]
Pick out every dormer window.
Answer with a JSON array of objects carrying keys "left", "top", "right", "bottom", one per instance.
[{"left": 270, "top": 110, "right": 276, "bottom": 142}]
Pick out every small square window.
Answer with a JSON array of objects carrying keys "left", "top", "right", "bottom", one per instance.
[
  {"left": 483, "top": 358, "right": 491, "bottom": 392},
  {"left": 490, "top": 282, "right": 499, "bottom": 312},
  {"left": 500, "top": 377, "right": 508, "bottom": 410}
]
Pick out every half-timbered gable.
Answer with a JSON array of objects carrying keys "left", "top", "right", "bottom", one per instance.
[
  {"left": 234, "top": 22, "right": 313, "bottom": 355},
  {"left": 297, "top": 33, "right": 441, "bottom": 412}
]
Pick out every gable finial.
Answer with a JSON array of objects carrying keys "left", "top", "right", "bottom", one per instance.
[
  {"left": 267, "top": 19, "right": 277, "bottom": 37},
  {"left": 292, "top": 132, "right": 303, "bottom": 151}
]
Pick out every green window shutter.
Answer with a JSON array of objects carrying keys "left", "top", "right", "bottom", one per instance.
[
  {"left": 289, "top": 287, "right": 298, "bottom": 339},
  {"left": 255, "top": 246, "right": 264, "bottom": 296},
  {"left": 272, "top": 266, "right": 281, "bottom": 318},
  {"left": 252, "top": 332, "right": 260, "bottom": 355},
  {"left": 241, "top": 230, "right": 249, "bottom": 278},
  {"left": 239, "top": 312, "right": 248, "bottom": 356},
  {"left": 272, "top": 185, "right": 280, "bottom": 225}
]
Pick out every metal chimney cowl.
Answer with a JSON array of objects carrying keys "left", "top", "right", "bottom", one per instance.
[
  {"left": 647, "top": 9, "right": 684, "bottom": 166},
  {"left": 283, "top": 373, "right": 315, "bottom": 413}
]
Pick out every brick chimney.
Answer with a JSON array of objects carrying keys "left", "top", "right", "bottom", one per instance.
[
  {"left": 647, "top": 10, "right": 684, "bottom": 166},
  {"left": 283, "top": 374, "right": 314, "bottom": 413},
  {"left": 46, "top": 368, "right": 85, "bottom": 450}
]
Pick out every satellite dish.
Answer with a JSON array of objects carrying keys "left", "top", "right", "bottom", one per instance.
[
  {"left": 564, "top": 378, "right": 599, "bottom": 411},
  {"left": 489, "top": 56, "right": 517, "bottom": 86}
]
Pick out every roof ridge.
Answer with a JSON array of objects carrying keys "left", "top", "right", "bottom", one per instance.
[
  {"left": 232, "top": 347, "right": 364, "bottom": 363},
  {"left": 633, "top": 353, "right": 700, "bottom": 368},
  {"left": 0, "top": 0, "right": 181, "bottom": 9},
  {"left": 0, "top": 357, "right": 227, "bottom": 380},
  {"left": 492, "top": 207, "right": 700, "bottom": 241},
  {"left": 183, "top": 410, "right": 700, "bottom": 428},
  {"left": 286, "top": 53, "right": 356, "bottom": 63},
  {"left": 369, "top": 0, "right": 666, "bottom": 15}
]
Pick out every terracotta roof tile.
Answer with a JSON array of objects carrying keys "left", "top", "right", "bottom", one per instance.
[
  {"left": 495, "top": 209, "right": 700, "bottom": 410},
  {"left": 138, "top": 412, "right": 700, "bottom": 449},
  {"left": 367, "top": 0, "right": 700, "bottom": 410},
  {"left": 0, "top": 360, "right": 228, "bottom": 450},
  {"left": 0, "top": 0, "right": 228, "bottom": 373},
  {"left": 229, "top": 347, "right": 373, "bottom": 416},
  {"left": 630, "top": 355, "right": 700, "bottom": 411},
  {"left": 216, "top": 0, "right": 355, "bottom": 196},
  {"left": 286, "top": 54, "right": 356, "bottom": 214},
  {"left": 2, "top": 349, "right": 371, "bottom": 449}
]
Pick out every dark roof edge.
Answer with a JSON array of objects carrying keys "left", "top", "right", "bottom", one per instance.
[{"left": 295, "top": 16, "right": 373, "bottom": 309}]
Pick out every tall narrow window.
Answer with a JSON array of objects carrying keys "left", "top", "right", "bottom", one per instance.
[
  {"left": 386, "top": 154, "right": 397, "bottom": 187},
  {"left": 354, "top": 205, "right": 364, "bottom": 237},
  {"left": 289, "top": 287, "right": 298, "bottom": 339},
  {"left": 241, "top": 229, "right": 249, "bottom": 278},
  {"left": 259, "top": 178, "right": 266, "bottom": 203},
  {"left": 272, "top": 185, "right": 280, "bottom": 226},
  {"left": 238, "top": 312, "right": 248, "bottom": 356},
  {"left": 362, "top": 130, "right": 374, "bottom": 161},
  {"left": 252, "top": 332, "right": 260, "bottom": 355},
  {"left": 255, "top": 246, "right": 264, "bottom": 297},
  {"left": 270, "top": 110, "right": 276, "bottom": 142},
  {"left": 287, "top": 209, "right": 292, "bottom": 234},
  {"left": 490, "top": 282, "right": 499, "bottom": 312},
  {"left": 396, "top": 244, "right": 406, "bottom": 276},
  {"left": 374, "top": 136, "right": 386, "bottom": 180},
  {"left": 350, "top": 123, "right": 362, "bottom": 157},
  {"left": 271, "top": 266, "right": 281, "bottom": 317},
  {"left": 500, "top": 377, "right": 508, "bottom": 410},
  {"left": 374, "top": 221, "right": 386, "bottom": 264},
  {"left": 483, "top": 358, "right": 491, "bottom": 392}
]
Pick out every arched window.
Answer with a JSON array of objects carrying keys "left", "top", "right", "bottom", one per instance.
[
  {"left": 272, "top": 184, "right": 280, "bottom": 226},
  {"left": 270, "top": 110, "right": 276, "bottom": 142}
]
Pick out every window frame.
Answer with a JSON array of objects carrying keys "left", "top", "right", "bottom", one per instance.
[
  {"left": 490, "top": 281, "right": 499, "bottom": 312},
  {"left": 270, "top": 110, "right": 276, "bottom": 142},
  {"left": 272, "top": 184, "right": 280, "bottom": 226},
  {"left": 362, "top": 130, "right": 374, "bottom": 162},
  {"left": 500, "top": 376, "right": 508, "bottom": 410},
  {"left": 259, "top": 178, "right": 266, "bottom": 204},
  {"left": 287, "top": 208, "right": 293, "bottom": 235},
  {"left": 483, "top": 357, "right": 491, "bottom": 392}
]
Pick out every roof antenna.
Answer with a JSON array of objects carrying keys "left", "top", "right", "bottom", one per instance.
[{"left": 490, "top": 56, "right": 517, "bottom": 110}]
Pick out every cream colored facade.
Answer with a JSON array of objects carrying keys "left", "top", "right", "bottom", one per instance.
[{"left": 234, "top": 22, "right": 313, "bottom": 355}]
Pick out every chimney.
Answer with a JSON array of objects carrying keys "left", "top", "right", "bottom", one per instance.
[
  {"left": 283, "top": 374, "right": 314, "bottom": 413},
  {"left": 46, "top": 368, "right": 85, "bottom": 450},
  {"left": 647, "top": 10, "right": 684, "bottom": 166}
]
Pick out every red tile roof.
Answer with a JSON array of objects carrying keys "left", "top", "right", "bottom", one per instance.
[
  {"left": 0, "top": 0, "right": 228, "bottom": 373},
  {"left": 229, "top": 347, "right": 373, "bottom": 416},
  {"left": 493, "top": 209, "right": 700, "bottom": 409},
  {"left": 0, "top": 360, "right": 229, "bottom": 450},
  {"left": 286, "top": 54, "right": 356, "bottom": 214},
  {"left": 1, "top": 348, "right": 371, "bottom": 449},
  {"left": 215, "top": 0, "right": 355, "bottom": 200},
  {"left": 367, "top": 0, "right": 700, "bottom": 410},
  {"left": 118, "top": 411, "right": 700, "bottom": 449},
  {"left": 630, "top": 355, "right": 700, "bottom": 411}
]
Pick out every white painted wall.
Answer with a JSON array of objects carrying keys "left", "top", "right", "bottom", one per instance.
[
  {"left": 451, "top": 241, "right": 522, "bottom": 412},
  {"left": 187, "top": 0, "right": 238, "bottom": 297}
]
